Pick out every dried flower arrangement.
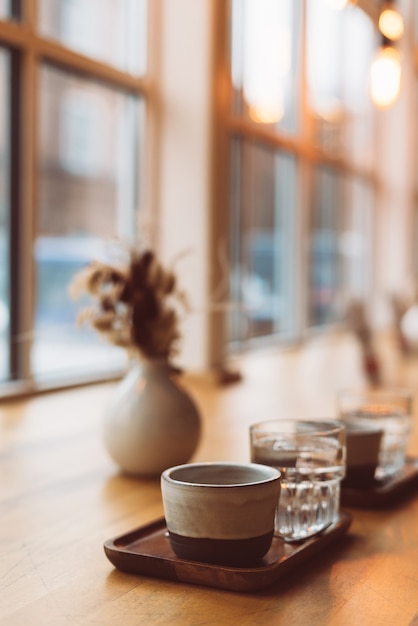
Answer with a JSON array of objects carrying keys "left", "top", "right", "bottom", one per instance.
[{"left": 69, "top": 244, "right": 189, "bottom": 364}]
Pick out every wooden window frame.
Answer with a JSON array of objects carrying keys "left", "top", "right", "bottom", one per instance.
[
  {"left": 0, "top": 0, "right": 153, "bottom": 396},
  {"left": 210, "top": 0, "right": 379, "bottom": 357}
]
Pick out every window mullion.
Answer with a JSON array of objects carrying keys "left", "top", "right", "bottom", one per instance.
[
  {"left": 23, "top": 0, "right": 37, "bottom": 30},
  {"left": 17, "top": 41, "right": 38, "bottom": 384},
  {"left": 36, "top": 37, "right": 148, "bottom": 94}
]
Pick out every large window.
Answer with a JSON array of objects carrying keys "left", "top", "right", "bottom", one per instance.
[
  {"left": 229, "top": 140, "right": 297, "bottom": 345},
  {"left": 413, "top": 12, "right": 418, "bottom": 276},
  {"left": 0, "top": 0, "right": 148, "bottom": 393},
  {"left": 0, "top": 47, "right": 10, "bottom": 380},
  {"left": 227, "top": 0, "right": 376, "bottom": 347},
  {"left": 308, "top": 169, "right": 372, "bottom": 327}
]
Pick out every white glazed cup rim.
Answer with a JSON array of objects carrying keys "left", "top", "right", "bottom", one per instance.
[
  {"left": 161, "top": 461, "right": 281, "bottom": 488},
  {"left": 338, "top": 386, "right": 412, "bottom": 397},
  {"left": 343, "top": 418, "right": 384, "bottom": 435},
  {"left": 338, "top": 387, "right": 413, "bottom": 405},
  {"left": 249, "top": 419, "right": 345, "bottom": 437}
]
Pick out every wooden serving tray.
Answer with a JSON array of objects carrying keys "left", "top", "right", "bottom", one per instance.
[
  {"left": 104, "top": 512, "right": 352, "bottom": 592},
  {"left": 341, "top": 457, "right": 418, "bottom": 509}
]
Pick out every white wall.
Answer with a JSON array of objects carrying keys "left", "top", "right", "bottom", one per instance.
[
  {"left": 154, "top": 0, "right": 213, "bottom": 371},
  {"left": 372, "top": 0, "right": 415, "bottom": 329}
]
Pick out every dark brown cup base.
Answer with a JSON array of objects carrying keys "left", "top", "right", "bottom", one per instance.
[
  {"left": 343, "top": 464, "right": 377, "bottom": 489},
  {"left": 167, "top": 530, "right": 274, "bottom": 567}
]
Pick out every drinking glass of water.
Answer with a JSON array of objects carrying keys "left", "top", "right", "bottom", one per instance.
[
  {"left": 250, "top": 419, "right": 346, "bottom": 542},
  {"left": 338, "top": 387, "right": 413, "bottom": 481}
]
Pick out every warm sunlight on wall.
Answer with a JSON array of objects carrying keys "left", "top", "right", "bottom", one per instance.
[{"left": 156, "top": 0, "right": 212, "bottom": 371}]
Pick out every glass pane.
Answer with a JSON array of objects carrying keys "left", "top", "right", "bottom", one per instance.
[
  {"left": 38, "top": 0, "right": 148, "bottom": 76},
  {"left": 306, "top": 0, "right": 375, "bottom": 164},
  {"left": 415, "top": 79, "right": 418, "bottom": 195},
  {"left": 35, "top": 64, "right": 143, "bottom": 381},
  {"left": 308, "top": 167, "right": 372, "bottom": 327},
  {"left": 0, "top": 48, "right": 10, "bottom": 380},
  {"left": 414, "top": 81, "right": 418, "bottom": 274},
  {"left": 229, "top": 140, "right": 296, "bottom": 344},
  {"left": 339, "top": 178, "right": 372, "bottom": 301},
  {"left": 413, "top": 206, "right": 418, "bottom": 276},
  {"left": 0, "top": 0, "right": 11, "bottom": 19},
  {"left": 308, "top": 168, "right": 340, "bottom": 326},
  {"left": 231, "top": 0, "right": 302, "bottom": 133},
  {"left": 414, "top": 2, "right": 418, "bottom": 45}
]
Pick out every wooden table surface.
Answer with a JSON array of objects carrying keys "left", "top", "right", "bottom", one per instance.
[{"left": 1, "top": 333, "right": 418, "bottom": 626}]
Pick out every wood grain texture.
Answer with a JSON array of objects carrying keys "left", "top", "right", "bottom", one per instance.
[
  {"left": 1, "top": 332, "right": 418, "bottom": 625},
  {"left": 103, "top": 514, "right": 352, "bottom": 592}
]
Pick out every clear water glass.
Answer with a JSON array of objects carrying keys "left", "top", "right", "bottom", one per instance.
[
  {"left": 338, "top": 388, "right": 413, "bottom": 480},
  {"left": 250, "top": 419, "right": 346, "bottom": 542}
]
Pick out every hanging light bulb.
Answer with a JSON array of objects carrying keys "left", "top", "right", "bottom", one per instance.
[
  {"left": 370, "top": 39, "right": 401, "bottom": 108},
  {"left": 378, "top": 1, "right": 404, "bottom": 41}
]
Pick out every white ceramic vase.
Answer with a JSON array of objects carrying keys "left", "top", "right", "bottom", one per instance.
[{"left": 103, "top": 360, "right": 201, "bottom": 476}]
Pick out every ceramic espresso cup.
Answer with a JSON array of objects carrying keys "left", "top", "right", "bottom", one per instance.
[{"left": 161, "top": 462, "right": 281, "bottom": 566}]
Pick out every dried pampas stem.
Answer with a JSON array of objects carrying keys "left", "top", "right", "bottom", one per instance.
[{"left": 69, "top": 243, "right": 188, "bottom": 364}]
